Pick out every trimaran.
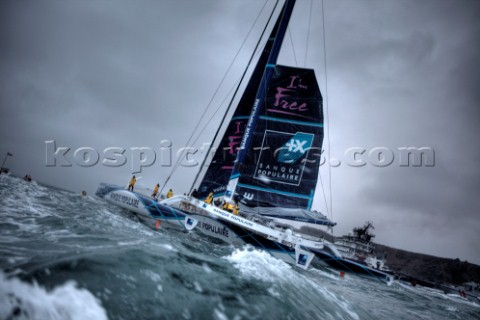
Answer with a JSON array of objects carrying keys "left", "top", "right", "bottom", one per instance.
[{"left": 96, "top": 0, "right": 393, "bottom": 283}]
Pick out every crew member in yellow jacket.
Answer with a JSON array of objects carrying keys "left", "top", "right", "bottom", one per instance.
[
  {"left": 205, "top": 192, "right": 214, "bottom": 204},
  {"left": 233, "top": 204, "right": 240, "bottom": 215},
  {"left": 166, "top": 188, "right": 173, "bottom": 199},
  {"left": 222, "top": 201, "right": 235, "bottom": 213},
  {"left": 128, "top": 175, "right": 136, "bottom": 191},
  {"left": 151, "top": 183, "right": 160, "bottom": 198}
]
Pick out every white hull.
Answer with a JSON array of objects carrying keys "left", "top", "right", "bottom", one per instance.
[{"left": 97, "top": 184, "right": 320, "bottom": 269}]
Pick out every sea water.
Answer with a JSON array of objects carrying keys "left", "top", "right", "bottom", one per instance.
[{"left": 0, "top": 174, "right": 478, "bottom": 320}]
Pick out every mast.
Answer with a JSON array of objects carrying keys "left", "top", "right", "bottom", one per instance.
[
  {"left": 195, "top": 0, "right": 290, "bottom": 199},
  {"left": 192, "top": 0, "right": 282, "bottom": 196},
  {"left": 225, "top": 0, "right": 296, "bottom": 201}
]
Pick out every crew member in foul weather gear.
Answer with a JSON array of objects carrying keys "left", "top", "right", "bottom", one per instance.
[
  {"left": 233, "top": 204, "right": 240, "bottom": 215},
  {"left": 151, "top": 183, "right": 160, "bottom": 198},
  {"left": 205, "top": 192, "right": 214, "bottom": 204},
  {"left": 166, "top": 189, "right": 173, "bottom": 199},
  {"left": 222, "top": 201, "right": 235, "bottom": 213},
  {"left": 190, "top": 189, "right": 198, "bottom": 198},
  {"left": 128, "top": 175, "right": 136, "bottom": 191}
]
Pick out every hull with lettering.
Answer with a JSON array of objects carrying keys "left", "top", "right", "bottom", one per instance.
[
  {"left": 96, "top": 183, "right": 303, "bottom": 266},
  {"left": 162, "top": 195, "right": 323, "bottom": 268},
  {"left": 186, "top": 214, "right": 244, "bottom": 246},
  {"left": 96, "top": 183, "right": 186, "bottom": 229},
  {"left": 185, "top": 213, "right": 300, "bottom": 265}
]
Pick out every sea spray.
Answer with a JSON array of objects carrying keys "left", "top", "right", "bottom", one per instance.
[{"left": 0, "top": 271, "right": 108, "bottom": 320}]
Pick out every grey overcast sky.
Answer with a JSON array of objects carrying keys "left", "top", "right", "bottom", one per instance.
[{"left": 1, "top": 0, "right": 479, "bottom": 264}]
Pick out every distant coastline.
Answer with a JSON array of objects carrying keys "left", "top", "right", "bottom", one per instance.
[
  {"left": 301, "top": 226, "right": 480, "bottom": 285},
  {"left": 376, "top": 243, "right": 480, "bottom": 285}
]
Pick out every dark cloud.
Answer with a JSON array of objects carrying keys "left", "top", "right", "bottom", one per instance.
[{"left": 316, "top": 0, "right": 480, "bottom": 263}]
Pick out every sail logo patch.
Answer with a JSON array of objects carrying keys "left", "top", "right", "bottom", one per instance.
[
  {"left": 243, "top": 192, "right": 254, "bottom": 201},
  {"left": 254, "top": 130, "right": 314, "bottom": 186},
  {"left": 277, "top": 133, "right": 313, "bottom": 164}
]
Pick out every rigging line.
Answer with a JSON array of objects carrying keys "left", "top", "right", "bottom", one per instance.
[
  {"left": 288, "top": 28, "right": 298, "bottom": 67},
  {"left": 304, "top": 0, "right": 313, "bottom": 67},
  {"left": 190, "top": 38, "right": 268, "bottom": 151},
  {"left": 187, "top": 77, "right": 243, "bottom": 190},
  {"left": 322, "top": 0, "right": 333, "bottom": 224},
  {"left": 162, "top": 0, "right": 271, "bottom": 193},
  {"left": 188, "top": 42, "right": 267, "bottom": 194},
  {"left": 191, "top": 76, "right": 241, "bottom": 144},
  {"left": 317, "top": 162, "right": 331, "bottom": 216},
  {"left": 189, "top": 39, "right": 268, "bottom": 193},
  {"left": 189, "top": 1, "right": 281, "bottom": 193},
  {"left": 160, "top": 0, "right": 273, "bottom": 194}
]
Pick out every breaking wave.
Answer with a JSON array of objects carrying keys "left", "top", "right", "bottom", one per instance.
[{"left": 0, "top": 271, "right": 108, "bottom": 320}]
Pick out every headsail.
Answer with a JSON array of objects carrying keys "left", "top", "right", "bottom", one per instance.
[{"left": 196, "top": 1, "right": 289, "bottom": 199}]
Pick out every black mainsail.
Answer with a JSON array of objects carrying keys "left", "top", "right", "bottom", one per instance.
[{"left": 234, "top": 65, "right": 323, "bottom": 209}]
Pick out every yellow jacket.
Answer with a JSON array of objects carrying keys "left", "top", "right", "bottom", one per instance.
[
  {"left": 129, "top": 177, "right": 136, "bottom": 186},
  {"left": 233, "top": 205, "right": 240, "bottom": 215},
  {"left": 224, "top": 203, "right": 234, "bottom": 211},
  {"left": 153, "top": 185, "right": 159, "bottom": 194},
  {"left": 166, "top": 189, "right": 173, "bottom": 198},
  {"left": 205, "top": 193, "right": 214, "bottom": 204}
]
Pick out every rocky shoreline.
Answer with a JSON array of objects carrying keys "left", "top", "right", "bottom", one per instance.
[
  {"left": 300, "top": 226, "right": 480, "bottom": 286},
  {"left": 376, "top": 243, "right": 480, "bottom": 285}
]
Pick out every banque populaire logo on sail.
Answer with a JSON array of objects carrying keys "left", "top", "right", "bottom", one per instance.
[
  {"left": 277, "top": 132, "right": 314, "bottom": 164},
  {"left": 254, "top": 130, "right": 314, "bottom": 186}
]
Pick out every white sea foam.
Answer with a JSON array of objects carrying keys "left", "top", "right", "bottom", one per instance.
[
  {"left": 444, "top": 293, "right": 480, "bottom": 307},
  {"left": 181, "top": 308, "right": 192, "bottom": 319},
  {"left": 141, "top": 269, "right": 162, "bottom": 283},
  {"left": 117, "top": 240, "right": 145, "bottom": 246},
  {"left": 223, "top": 246, "right": 292, "bottom": 283},
  {"left": 160, "top": 243, "right": 176, "bottom": 251},
  {"left": 0, "top": 271, "right": 108, "bottom": 320},
  {"left": 193, "top": 281, "right": 203, "bottom": 293},
  {"left": 201, "top": 262, "right": 212, "bottom": 274},
  {"left": 224, "top": 246, "right": 360, "bottom": 319},
  {"left": 213, "top": 305, "right": 228, "bottom": 320},
  {"left": 267, "top": 287, "right": 280, "bottom": 297}
]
